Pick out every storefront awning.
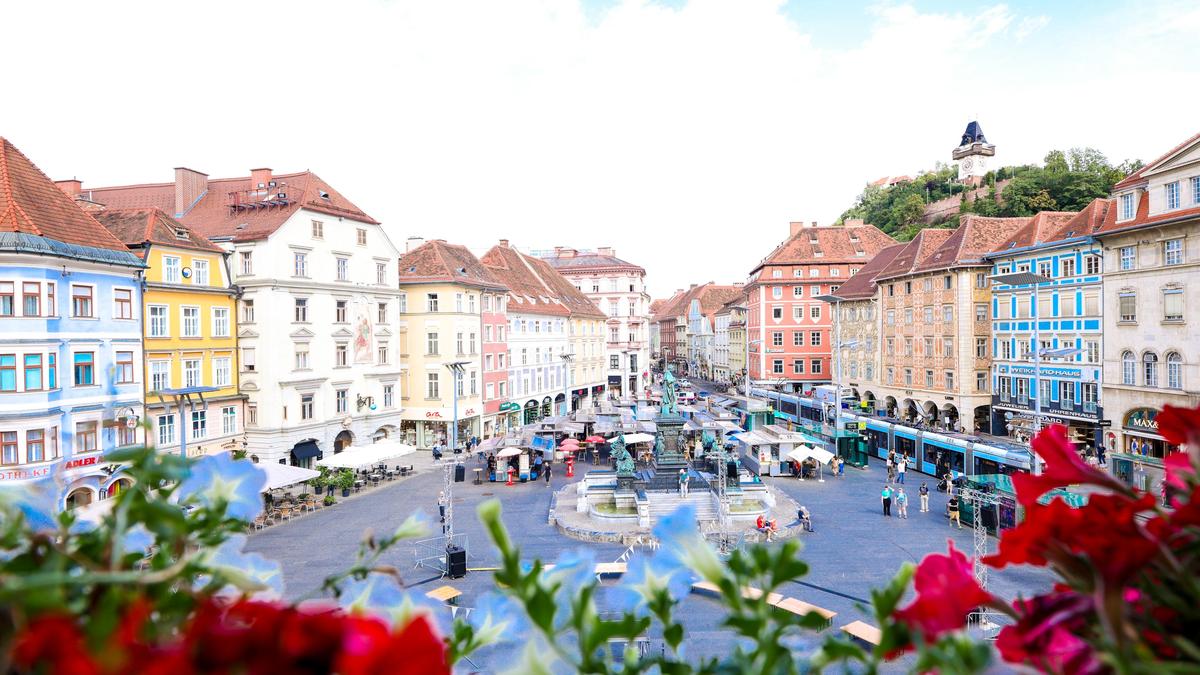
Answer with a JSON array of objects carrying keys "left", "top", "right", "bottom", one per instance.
[
  {"left": 315, "top": 440, "right": 416, "bottom": 468},
  {"left": 260, "top": 462, "right": 320, "bottom": 492},
  {"left": 291, "top": 441, "right": 320, "bottom": 461}
]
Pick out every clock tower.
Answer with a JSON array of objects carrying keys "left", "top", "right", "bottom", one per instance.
[{"left": 951, "top": 120, "right": 996, "bottom": 186}]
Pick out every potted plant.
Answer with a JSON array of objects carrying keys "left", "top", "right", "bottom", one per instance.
[
  {"left": 322, "top": 493, "right": 336, "bottom": 507},
  {"left": 314, "top": 467, "right": 333, "bottom": 495},
  {"left": 338, "top": 469, "right": 354, "bottom": 498}
]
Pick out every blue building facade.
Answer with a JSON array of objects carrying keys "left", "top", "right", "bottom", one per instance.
[
  {"left": 986, "top": 208, "right": 1106, "bottom": 453},
  {"left": 0, "top": 138, "right": 145, "bottom": 511}
]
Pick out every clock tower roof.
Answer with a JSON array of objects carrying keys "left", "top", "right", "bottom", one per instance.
[{"left": 958, "top": 120, "right": 988, "bottom": 147}]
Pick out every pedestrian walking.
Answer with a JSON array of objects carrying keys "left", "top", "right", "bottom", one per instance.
[
  {"left": 947, "top": 495, "right": 962, "bottom": 529},
  {"left": 881, "top": 484, "right": 893, "bottom": 517},
  {"left": 678, "top": 468, "right": 689, "bottom": 496},
  {"left": 896, "top": 487, "right": 908, "bottom": 519},
  {"left": 896, "top": 456, "right": 907, "bottom": 484},
  {"left": 837, "top": 457, "right": 845, "bottom": 478},
  {"left": 886, "top": 454, "right": 894, "bottom": 482},
  {"left": 798, "top": 505, "right": 814, "bottom": 533},
  {"left": 919, "top": 482, "right": 930, "bottom": 512},
  {"left": 544, "top": 462, "right": 552, "bottom": 485}
]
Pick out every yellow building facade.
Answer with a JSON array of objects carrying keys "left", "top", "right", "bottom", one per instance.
[{"left": 95, "top": 209, "right": 242, "bottom": 457}]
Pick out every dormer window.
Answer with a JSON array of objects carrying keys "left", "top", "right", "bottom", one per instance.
[
  {"left": 1166, "top": 181, "right": 1181, "bottom": 210},
  {"left": 1119, "top": 193, "right": 1135, "bottom": 220},
  {"left": 174, "top": 228, "right": 189, "bottom": 240}
]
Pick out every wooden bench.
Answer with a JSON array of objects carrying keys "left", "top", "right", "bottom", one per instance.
[
  {"left": 425, "top": 585, "right": 463, "bottom": 605},
  {"left": 770, "top": 597, "right": 837, "bottom": 629},
  {"left": 690, "top": 581, "right": 782, "bottom": 606},
  {"left": 594, "top": 562, "right": 628, "bottom": 577},
  {"left": 840, "top": 620, "right": 882, "bottom": 646}
]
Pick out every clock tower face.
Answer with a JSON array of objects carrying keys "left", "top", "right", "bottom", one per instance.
[{"left": 962, "top": 158, "right": 973, "bottom": 171}]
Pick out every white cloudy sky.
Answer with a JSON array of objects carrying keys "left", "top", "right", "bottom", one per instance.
[{"left": 7, "top": 0, "right": 1199, "bottom": 296}]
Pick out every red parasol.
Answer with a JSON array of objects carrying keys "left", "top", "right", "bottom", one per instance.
[{"left": 584, "top": 435, "right": 606, "bottom": 443}]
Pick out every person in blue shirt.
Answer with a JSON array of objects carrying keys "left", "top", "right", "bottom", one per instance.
[{"left": 881, "top": 485, "right": 893, "bottom": 517}]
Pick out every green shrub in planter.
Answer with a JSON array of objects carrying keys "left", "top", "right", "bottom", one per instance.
[{"left": 323, "top": 493, "right": 336, "bottom": 506}]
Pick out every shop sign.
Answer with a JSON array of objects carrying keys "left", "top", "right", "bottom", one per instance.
[
  {"left": 1123, "top": 408, "right": 1159, "bottom": 433},
  {"left": 498, "top": 402, "right": 521, "bottom": 412},
  {"left": 424, "top": 408, "right": 477, "bottom": 419},
  {"left": 1004, "top": 365, "right": 1081, "bottom": 379},
  {"left": 0, "top": 466, "right": 52, "bottom": 481},
  {"left": 425, "top": 411, "right": 444, "bottom": 419},
  {"left": 63, "top": 454, "right": 101, "bottom": 470}
]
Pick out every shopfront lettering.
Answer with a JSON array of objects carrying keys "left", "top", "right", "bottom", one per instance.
[
  {"left": 0, "top": 466, "right": 52, "bottom": 481},
  {"left": 425, "top": 411, "right": 443, "bottom": 419},
  {"left": 63, "top": 455, "right": 100, "bottom": 470},
  {"left": 1123, "top": 408, "right": 1159, "bottom": 432}
]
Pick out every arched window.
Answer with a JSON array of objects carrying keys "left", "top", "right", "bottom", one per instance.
[
  {"left": 1143, "top": 352, "right": 1159, "bottom": 388},
  {"left": 1167, "top": 352, "right": 1183, "bottom": 390},
  {"left": 1121, "top": 351, "right": 1136, "bottom": 385}
]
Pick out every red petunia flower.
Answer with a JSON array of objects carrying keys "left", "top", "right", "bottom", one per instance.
[
  {"left": 1156, "top": 404, "right": 1200, "bottom": 450},
  {"left": 893, "top": 540, "right": 993, "bottom": 642},
  {"left": 336, "top": 614, "right": 449, "bottom": 675},
  {"left": 1163, "top": 451, "right": 1197, "bottom": 491},
  {"left": 1012, "top": 425, "right": 1127, "bottom": 507},
  {"left": 10, "top": 615, "right": 101, "bottom": 675},
  {"left": 996, "top": 592, "right": 1107, "bottom": 675}
]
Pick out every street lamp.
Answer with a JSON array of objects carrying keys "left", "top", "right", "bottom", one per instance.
[
  {"left": 156, "top": 386, "right": 218, "bottom": 459},
  {"left": 814, "top": 294, "right": 845, "bottom": 434},
  {"left": 620, "top": 349, "right": 630, "bottom": 402},
  {"left": 989, "top": 272, "right": 1054, "bottom": 474},
  {"left": 560, "top": 353, "right": 573, "bottom": 416}
]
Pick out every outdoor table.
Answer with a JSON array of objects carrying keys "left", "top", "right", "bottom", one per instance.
[
  {"left": 840, "top": 620, "right": 882, "bottom": 646},
  {"left": 353, "top": 480, "right": 364, "bottom": 492},
  {"left": 425, "top": 585, "right": 462, "bottom": 605},
  {"left": 473, "top": 468, "right": 483, "bottom": 485},
  {"left": 770, "top": 597, "right": 837, "bottom": 629}
]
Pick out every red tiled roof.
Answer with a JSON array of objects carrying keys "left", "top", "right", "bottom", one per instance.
[
  {"left": 874, "top": 229, "right": 955, "bottom": 281},
  {"left": 541, "top": 252, "right": 645, "bottom": 274},
  {"left": 1095, "top": 193, "right": 1200, "bottom": 236},
  {"left": 93, "top": 208, "right": 226, "bottom": 254},
  {"left": 481, "top": 244, "right": 604, "bottom": 319},
  {"left": 84, "top": 170, "right": 377, "bottom": 243},
  {"left": 910, "top": 215, "right": 1030, "bottom": 274},
  {"left": 0, "top": 138, "right": 131, "bottom": 252},
  {"left": 751, "top": 223, "right": 897, "bottom": 274},
  {"left": 655, "top": 283, "right": 743, "bottom": 322},
  {"left": 834, "top": 243, "right": 906, "bottom": 300},
  {"left": 1112, "top": 131, "right": 1200, "bottom": 191},
  {"left": 398, "top": 240, "right": 506, "bottom": 290},
  {"left": 989, "top": 211, "right": 1078, "bottom": 252}
]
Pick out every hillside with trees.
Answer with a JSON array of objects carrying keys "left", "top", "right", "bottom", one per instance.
[{"left": 837, "top": 148, "right": 1144, "bottom": 241}]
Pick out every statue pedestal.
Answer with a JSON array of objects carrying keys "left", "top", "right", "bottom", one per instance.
[{"left": 646, "top": 414, "right": 707, "bottom": 491}]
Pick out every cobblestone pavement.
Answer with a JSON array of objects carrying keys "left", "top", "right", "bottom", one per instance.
[{"left": 246, "top": 450, "right": 1052, "bottom": 672}]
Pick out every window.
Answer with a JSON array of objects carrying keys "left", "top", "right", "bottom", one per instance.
[
  {"left": 427, "top": 293, "right": 439, "bottom": 312},
  {"left": 810, "top": 305, "right": 821, "bottom": 319},
  {"left": 334, "top": 343, "right": 348, "bottom": 367},
  {"left": 1038, "top": 261, "right": 1052, "bottom": 278},
  {"left": 904, "top": 309, "right": 913, "bottom": 324},
  {"left": 1084, "top": 255, "right": 1101, "bottom": 275},
  {"left": 455, "top": 332, "right": 464, "bottom": 355},
  {"left": 240, "top": 251, "right": 253, "bottom": 275},
  {"left": 73, "top": 352, "right": 94, "bottom": 386},
  {"left": 336, "top": 389, "right": 348, "bottom": 414},
  {"left": 301, "top": 394, "right": 314, "bottom": 420},
  {"left": 793, "top": 332, "right": 804, "bottom": 346},
  {"left": 71, "top": 285, "right": 93, "bottom": 318},
  {"left": 115, "top": 351, "right": 134, "bottom": 384},
  {"left": 427, "top": 332, "right": 439, "bottom": 355},
  {"left": 1167, "top": 352, "right": 1183, "bottom": 390},
  {"left": 1080, "top": 382, "right": 1097, "bottom": 413},
  {"left": 293, "top": 252, "right": 308, "bottom": 277},
  {"left": 1143, "top": 352, "right": 1159, "bottom": 388},
  {"left": 1060, "top": 381, "right": 1075, "bottom": 406},
  {"left": 942, "top": 305, "right": 953, "bottom": 323},
  {"left": 792, "top": 359, "right": 804, "bottom": 374},
  {"left": 1164, "top": 239, "right": 1184, "bottom": 266},
  {"left": 975, "top": 303, "right": 987, "bottom": 322},
  {"left": 294, "top": 298, "right": 308, "bottom": 322},
  {"left": 887, "top": 367, "right": 894, "bottom": 384},
  {"left": 1121, "top": 351, "right": 1136, "bottom": 385},
  {"left": 376, "top": 263, "right": 386, "bottom": 285},
  {"left": 294, "top": 347, "right": 309, "bottom": 370},
  {"left": 242, "top": 348, "right": 256, "bottom": 372},
  {"left": 888, "top": 284, "right": 895, "bottom": 297},
  {"left": 75, "top": 421, "right": 97, "bottom": 453},
  {"left": 1084, "top": 292, "right": 1099, "bottom": 317},
  {"left": 772, "top": 359, "right": 783, "bottom": 374},
  {"left": 1060, "top": 257, "right": 1076, "bottom": 278},
  {"left": 1119, "top": 293, "right": 1136, "bottom": 322},
  {"left": 17, "top": 282, "right": 39, "bottom": 317},
  {"left": 923, "top": 307, "right": 933, "bottom": 323},
  {"left": 904, "top": 338, "right": 913, "bottom": 356},
  {"left": 772, "top": 286, "right": 782, "bottom": 299},
  {"left": 1016, "top": 378, "right": 1029, "bottom": 404},
  {"left": 1166, "top": 181, "right": 1181, "bottom": 210},
  {"left": 241, "top": 299, "right": 255, "bottom": 323},
  {"left": 247, "top": 405, "right": 257, "bottom": 427},
  {"left": 976, "top": 371, "right": 987, "bottom": 393},
  {"left": 793, "top": 286, "right": 803, "bottom": 297},
  {"left": 976, "top": 338, "right": 989, "bottom": 359},
  {"left": 944, "top": 275, "right": 952, "bottom": 289},
  {"left": 810, "top": 269, "right": 819, "bottom": 278},
  {"left": 1120, "top": 193, "right": 1135, "bottom": 220},
  {"left": 213, "top": 357, "right": 231, "bottom": 387},
  {"left": 886, "top": 310, "right": 895, "bottom": 325},
  {"left": 885, "top": 338, "right": 894, "bottom": 355},
  {"left": 0, "top": 355, "right": 13, "bottom": 391},
  {"left": 357, "top": 228, "right": 367, "bottom": 246},
  {"left": 771, "top": 332, "right": 783, "bottom": 347},
  {"left": 469, "top": 370, "right": 477, "bottom": 395},
  {"left": 377, "top": 342, "right": 389, "bottom": 364},
  {"left": 1, "top": 431, "right": 18, "bottom": 465},
  {"left": 181, "top": 306, "right": 200, "bottom": 337},
  {"left": 222, "top": 406, "right": 237, "bottom": 435},
  {"left": 336, "top": 257, "right": 349, "bottom": 281},
  {"left": 945, "top": 371, "right": 955, "bottom": 389},
  {"left": 312, "top": 220, "right": 324, "bottom": 238},
  {"left": 163, "top": 256, "right": 181, "bottom": 283},
  {"left": 193, "top": 259, "right": 209, "bottom": 286},
  {"left": 1001, "top": 340, "right": 1012, "bottom": 360},
  {"left": 427, "top": 373, "right": 440, "bottom": 399},
  {"left": 377, "top": 302, "right": 387, "bottom": 324},
  {"left": 183, "top": 358, "right": 201, "bottom": 387},
  {"left": 923, "top": 278, "right": 932, "bottom": 292},
  {"left": 1084, "top": 340, "right": 1099, "bottom": 364},
  {"left": 23, "top": 354, "right": 42, "bottom": 390},
  {"left": 1193, "top": 176, "right": 1200, "bottom": 204},
  {"left": 904, "top": 281, "right": 912, "bottom": 294},
  {"left": 942, "top": 337, "right": 954, "bottom": 356},
  {"left": 810, "top": 331, "right": 821, "bottom": 346},
  {"left": 772, "top": 307, "right": 783, "bottom": 320},
  {"left": 924, "top": 337, "right": 933, "bottom": 355},
  {"left": 333, "top": 299, "right": 347, "bottom": 323},
  {"left": 999, "top": 376, "right": 1010, "bottom": 401},
  {"left": 1120, "top": 246, "right": 1136, "bottom": 270},
  {"left": 144, "top": 304, "right": 168, "bottom": 337},
  {"left": 21, "top": 429, "right": 46, "bottom": 463},
  {"left": 212, "top": 307, "right": 230, "bottom": 337},
  {"left": 810, "top": 359, "right": 822, "bottom": 374},
  {"left": 150, "top": 360, "right": 170, "bottom": 392},
  {"left": 1164, "top": 289, "right": 1184, "bottom": 321},
  {"left": 383, "top": 384, "right": 394, "bottom": 408}
]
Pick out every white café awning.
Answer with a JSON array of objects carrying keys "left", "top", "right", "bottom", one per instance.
[
  {"left": 315, "top": 440, "right": 416, "bottom": 469},
  {"left": 787, "top": 445, "right": 835, "bottom": 464},
  {"left": 259, "top": 462, "right": 320, "bottom": 491},
  {"left": 731, "top": 431, "right": 775, "bottom": 446},
  {"left": 622, "top": 432, "right": 657, "bottom": 444}
]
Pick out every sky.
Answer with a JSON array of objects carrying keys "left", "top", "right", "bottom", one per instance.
[{"left": 6, "top": 0, "right": 1199, "bottom": 298}]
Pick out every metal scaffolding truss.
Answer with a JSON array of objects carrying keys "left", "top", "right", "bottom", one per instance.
[{"left": 959, "top": 486, "right": 1009, "bottom": 636}]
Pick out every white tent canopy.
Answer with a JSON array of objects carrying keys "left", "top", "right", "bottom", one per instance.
[
  {"left": 496, "top": 447, "right": 523, "bottom": 458},
  {"left": 787, "top": 445, "right": 836, "bottom": 464},
  {"left": 315, "top": 440, "right": 416, "bottom": 469},
  {"left": 621, "top": 432, "right": 656, "bottom": 444},
  {"left": 260, "top": 462, "right": 320, "bottom": 492},
  {"left": 731, "top": 431, "right": 774, "bottom": 446}
]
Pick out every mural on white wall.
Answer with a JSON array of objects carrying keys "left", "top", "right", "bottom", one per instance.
[{"left": 352, "top": 296, "right": 373, "bottom": 364}]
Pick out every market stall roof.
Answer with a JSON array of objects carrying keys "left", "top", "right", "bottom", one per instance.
[
  {"left": 622, "top": 432, "right": 657, "bottom": 444},
  {"left": 636, "top": 421, "right": 658, "bottom": 433},
  {"left": 315, "top": 440, "right": 416, "bottom": 468},
  {"left": 558, "top": 421, "right": 586, "bottom": 434},
  {"left": 730, "top": 430, "right": 774, "bottom": 446},
  {"left": 260, "top": 462, "right": 320, "bottom": 491},
  {"left": 496, "top": 447, "right": 523, "bottom": 458},
  {"left": 787, "top": 445, "right": 835, "bottom": 464},
  {"left": 684, "top": 419, "right": 704, "bottom": 432},
  {"left": 479, "top": 437, "right": 504, "bottom": 452}
]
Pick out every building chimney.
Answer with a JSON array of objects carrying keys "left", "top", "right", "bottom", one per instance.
[
  {"left": 250, "top": 167, "right": 273, "bottom": 189},
  {"left": 789, "top": 221, "right": 804, "bottom": 236},
  {"left": 689, "top": 283, "right": 698, "bottom": 289},
  {"left": 597, "top": 246, "right": 614, "bottom": 257},
  {"left": 811, "top": 221, "right": 819, "bottom": 228},
  {"left": 499, "top": 239, "right": 510, "bottom": 248},
  {"left": 54, "top": 179, "right": 82, "bottom": 198},
  {"left": 173, "top": 168, "right": 208, "bottom": 217},
  {"left": 405, "top": 236, "right": 425, "bottom": 253},
  {"left": 844, "top": 218, "right": 865, "bottom": 227}
]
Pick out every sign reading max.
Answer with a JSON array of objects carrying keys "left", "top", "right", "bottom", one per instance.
[{"left": 1123, "top": 408, "right": 1159, "bottom": 432}]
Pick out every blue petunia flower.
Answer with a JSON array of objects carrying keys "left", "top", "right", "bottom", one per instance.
[
  {"left": 612, "top": 552, "right": 696, "bottom": 617},
  {"left": 544, "top": 548, "right": 597, "bottom": 626},
  {"left": 0, "top": 476, "right": 62, "bottom": 533},
  {"left": 468, "top": 591, "right": 529, "bottom": 648},
  {"left": 198, "top": 533, "right": 284, "bottom": 598},
  {"left": 177, "top": 454, "right": 266, "bottom": 522},
  {"left": 652, "top": 505, "right": 724, "bottom": 584},
  {"left": 119, "top": 523, "right": 155, "bottom": 557}
]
